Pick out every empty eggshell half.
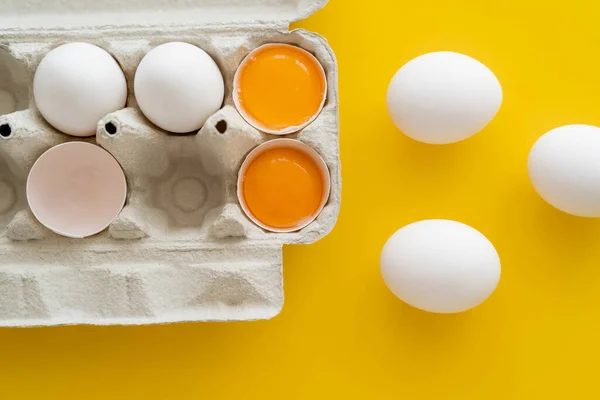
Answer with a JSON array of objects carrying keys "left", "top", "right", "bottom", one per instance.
[
  {"left": 33, "top": 42, "right": 128, "bottom": 137},
  {"left": 233, "top": 44, "right": 327, "bottom": 135},
  {"left": 27, "top": 142, "right": 127, "bottom": 238},
  {"left": 134, "top": 42, "right": 225, "bottom": 133}
]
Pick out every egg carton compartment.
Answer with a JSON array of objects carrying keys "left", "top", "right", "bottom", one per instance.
[
  {"left": 0, "top": 45, "right": 30, "bottom": 116},
  {"left": 0, "top": 154, "right": 25, "bottom": 233},
  {"left": 0, "top": 10, "right": 340, "bottom": 326}
]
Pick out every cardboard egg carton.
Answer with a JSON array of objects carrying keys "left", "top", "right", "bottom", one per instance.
[{"left": 0, "top": 0, "right": 340, "bottom": 326}]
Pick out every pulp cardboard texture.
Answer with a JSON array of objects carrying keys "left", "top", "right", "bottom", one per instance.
[{"left": 0, "top": 0, "right": 340, "bottom": 326}]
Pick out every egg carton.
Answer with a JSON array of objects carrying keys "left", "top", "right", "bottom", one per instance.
[{"left": 0, "top": 0, "right": 340, "bottom": 326}]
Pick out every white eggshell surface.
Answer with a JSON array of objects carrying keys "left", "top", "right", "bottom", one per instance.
[
  {"left": 134, "top": 42, "right": 225, "bottom": 133},
  {"left": 528, "top": 124, "right": 600, "bottom": 217},
  {"left": 26, "top": 142, "right": 127, "bottom": 238},
  {"left": 33, "top": 42, "right": 127, "bottom": 137},
  {"left": 380, "top": 220, "right": 501, "bottom": 313},
  {"left": 386, "top": 51, "right": 502, "bottom": 145}
]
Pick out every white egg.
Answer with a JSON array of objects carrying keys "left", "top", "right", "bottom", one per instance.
[
  {"left": 386, "top": 52, "right": 503, "bottom": 145},
  {"left": 380, "top": 220, "right": 501, "bottom": 313},
  {"left": 134, "top": 42, "right": 225, "bottom": 133},
  {"left": 528, "top": 124, "right": 600, "bottom": 217},
  {"left": 33, "top": 42, "right": 127, "bottom": 137}
]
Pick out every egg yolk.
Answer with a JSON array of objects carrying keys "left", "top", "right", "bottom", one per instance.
[
  {"left": 236, "top": 44, "right": 326, "bottom": 131},
  {"left": 242, "top": 147, "right": 325, "bottom": 230}
]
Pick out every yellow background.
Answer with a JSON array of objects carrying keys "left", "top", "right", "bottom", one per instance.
[{"left": 3, "top": 0, "right": 600, "bottom": 398}]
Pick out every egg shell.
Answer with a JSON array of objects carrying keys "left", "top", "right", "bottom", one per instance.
[
  {"left": 528, "top": 124, "right": 600, "bottom": 217},
  {"left": 237, "top": 138, "right": 331, "bottom": 233},
  {"left": 26, "top": 142, "right": 127, "bottom": 238},
  {"left": 387, "top": 51, "right": 502, "bottom": 145},
  {"left": 33, "top": 42, "right": 127, "bottom": 137},
  {"left": 233, "top": 43, "right": 327, "bottom": 135},
  {"left": 380, "top": 220, "right": 501, "bottom": 313},
  {"left": 134, "top": 42, "right": 225, "bottom": 133}
]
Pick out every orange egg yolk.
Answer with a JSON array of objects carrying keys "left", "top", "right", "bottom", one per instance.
[
  {"left": 242, "top": 147, "right": 325, "bottom": 230},
  {"left": 236, "top": 44, "right": 326, "bottom": 131}
]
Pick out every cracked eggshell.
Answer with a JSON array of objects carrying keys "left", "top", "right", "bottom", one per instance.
[
  {"left": 233, "top": 43, "right": 327, "bottom": 135},
  {"left": 237, "top": 138, "right": 331, "bottom": 233},
  {"left": 33, "top": 42, "right": 127, "bottom": 137},
  {"left": 26, "top": 142, "right": 127, "bottom": 238}
]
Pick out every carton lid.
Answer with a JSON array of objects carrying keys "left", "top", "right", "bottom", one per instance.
[{"left": 0, "top": 0, "right": 328, "bottom": 30}]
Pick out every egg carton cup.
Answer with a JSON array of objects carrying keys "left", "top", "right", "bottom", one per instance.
[{"left": 0, "top": 0, "right": 340, "bottom": 326}]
